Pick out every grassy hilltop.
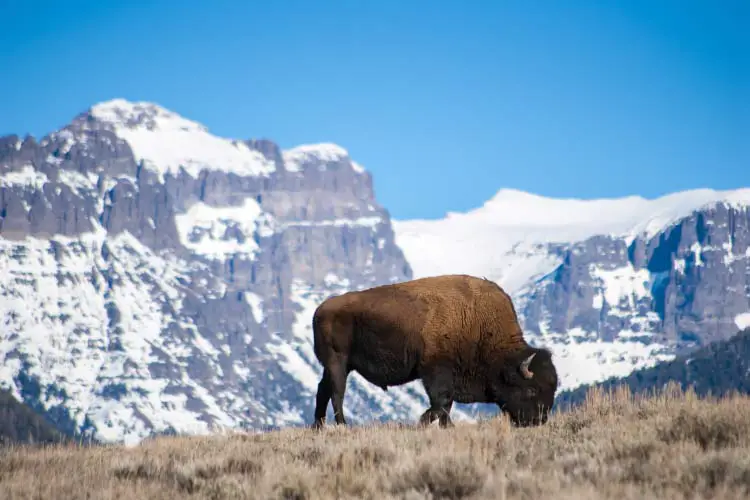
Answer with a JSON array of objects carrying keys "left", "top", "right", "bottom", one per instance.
[{"left": 1, "top": 384, "right": 749, "bottom": 499}]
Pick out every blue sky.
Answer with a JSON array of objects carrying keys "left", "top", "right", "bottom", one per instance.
[{"left": 1, "top": 0, "right": 747, "bottom": 220}]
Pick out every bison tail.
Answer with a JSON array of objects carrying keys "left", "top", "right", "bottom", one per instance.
[{"left": 311, "top": 309, "right": 327, "bottom": 363}]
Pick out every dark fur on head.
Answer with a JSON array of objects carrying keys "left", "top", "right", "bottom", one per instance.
[{"left": 492, "top": 346, "right": 558, "bottom": 426}]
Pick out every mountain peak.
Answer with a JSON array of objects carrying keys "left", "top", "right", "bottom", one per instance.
[
  {"left": 88, "top": 98, "right": 207, "bottom": 134},
  {"left": 65, "top": 99, "right": 366, "bottom": 179},
  {"left": 64, "top": 98, "right": 277, "bottom": 180}
]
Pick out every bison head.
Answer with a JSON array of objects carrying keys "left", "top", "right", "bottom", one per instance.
[{"left": 495, "top": 347, "right": 558, "bottom": 427}]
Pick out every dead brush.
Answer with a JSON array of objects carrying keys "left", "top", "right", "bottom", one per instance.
[{"left": 1, "top": 384, "right": 750, "bottom": 499}]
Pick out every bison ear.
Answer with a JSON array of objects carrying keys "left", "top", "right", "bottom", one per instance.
[{"left": 519, "top": 353, "right": 536, "bottom": 379}]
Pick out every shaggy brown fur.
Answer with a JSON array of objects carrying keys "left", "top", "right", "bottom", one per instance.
[{"left": 311, "top": 274, "right": 559, "bottom": 429}]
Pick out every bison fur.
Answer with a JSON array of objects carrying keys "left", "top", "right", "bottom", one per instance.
[{"left": 310, "top": 274, "right": 559, "bottom": 429}]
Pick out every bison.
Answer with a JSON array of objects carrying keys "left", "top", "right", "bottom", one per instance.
[{"left": 310, "top": 274, "right": 559, "bottom": 429}]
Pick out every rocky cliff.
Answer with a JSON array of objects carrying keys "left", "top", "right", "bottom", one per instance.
[
  {"left": 0, "top": 99, "right": 434, "bottom": 445},
  {"left": 519, "top": 203, "right": 750, "bottom": 348}
]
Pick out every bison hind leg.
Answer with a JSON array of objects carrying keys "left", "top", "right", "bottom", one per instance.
[
  {"left": 328, "top": 355, "right": 349, "bottom": 425},
  {"left": 311, "top": 369, "right": 333, "bottom": 430}
]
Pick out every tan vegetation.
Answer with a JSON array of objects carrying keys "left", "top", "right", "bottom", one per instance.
[{"left": 2, "top": 383, "right": 750, "bottom": 499}]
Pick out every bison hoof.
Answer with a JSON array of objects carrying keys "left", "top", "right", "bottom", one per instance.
[
  {"left": 418, "top": 412, "right": 434, "bottom": 427},
  {"left": 311, "top": 419, "right": 326, "bottom": 430},
  {"left": 418, "top": 409, "right": 454, "bottom": 428},
  {"left": 439, "top": 417, "right": 455, "bottom": 428}
]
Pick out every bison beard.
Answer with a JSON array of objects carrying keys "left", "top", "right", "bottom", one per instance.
[{"left": 310, "top": 274, "right": 559, "bottom": 429}]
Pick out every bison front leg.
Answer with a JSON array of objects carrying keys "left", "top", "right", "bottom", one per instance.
[
  {"left": 418, "top": 367, "right": 455, "bottom": 428},
  {"left": 329, "top": 356, "right": 349, "bottom": 425}
]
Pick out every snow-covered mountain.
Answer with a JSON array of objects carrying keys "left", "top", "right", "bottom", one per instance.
[
  {"left": 393, "top": 188, "right": 750, "bottom": 391},
  {"left": 0, "top": 99, "right": 441, "bottom": 445},
  {"left": 1, "top": 99, "right": 748, "bottom": 445}
]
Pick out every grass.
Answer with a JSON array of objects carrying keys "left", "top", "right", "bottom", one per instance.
[{"left": 2, "top": 383, "right": 750, "bottom": 499}]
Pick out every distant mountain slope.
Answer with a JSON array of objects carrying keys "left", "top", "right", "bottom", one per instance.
[
  {"left": 0, "top": 389, "right": 69, "bottom": 446},
  {"left": 554, "top": 327, "right": 750, "bottom": 411},
  {"left": 393, "top": 188, "right": 750, "bottom": 393}
]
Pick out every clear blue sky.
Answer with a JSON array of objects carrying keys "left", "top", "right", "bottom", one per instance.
[{"left": 1, "top": 0, "right": 748, "bottom": 220}]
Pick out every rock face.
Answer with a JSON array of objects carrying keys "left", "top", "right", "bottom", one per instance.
[
  {"left": 393, "top": 188, "right": 750, "bottom": 393},
  {"left": 0, "top": 99, "right": 431, "bottom": 445},
  {"left": 513, "top": 204, "right": 750, "bottom": 391},
  {"left": 521, "top": 205, "right": 750, "bottom": 347}
]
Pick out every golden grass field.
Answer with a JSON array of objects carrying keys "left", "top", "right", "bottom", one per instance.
[{"left": 1, "top": 383, "right": 750, "bottom": 499}]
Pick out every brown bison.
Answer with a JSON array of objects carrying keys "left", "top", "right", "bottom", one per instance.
[{"left": 310, "top": 274, "right": 559, "bottom": 429}]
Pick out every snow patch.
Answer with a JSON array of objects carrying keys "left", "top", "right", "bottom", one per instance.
[
  {"left": 674, "top": 258, "right": 686, "bottom": 274},
  {"left": 1, "top": 165, "right": 48, "bottom": 189},
  {"left": 244, "top": 292, "right": 265, "bottom": 324},
  {"left": 282, "top": 143, "right": 349, "bottom": 172},
  {"left": 323, "top": 272, "right": 351, "bottom": 288},
  {"left": 735, "top": 313, "right": 750, "bottom": 331},
  {"left": 57, "top": 169, "right": 100, "bottom": 195},
  {"left": 175, "top": 198, "right": 276, "bottom": 260},
  {"left": 591, "top": 264, "right": 651, "bottom": 309},
  {"left": 691, "top": 242, "right": 704, "bottom": 266}
]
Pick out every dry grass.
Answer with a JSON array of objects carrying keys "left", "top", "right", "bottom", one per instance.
[{"left": 2, "top": 383, "right": 750, "bottom": 499}]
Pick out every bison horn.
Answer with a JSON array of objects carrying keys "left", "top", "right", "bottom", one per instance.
[{"left": 520, "top": 353, "right": 536, "bottom": 379}]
